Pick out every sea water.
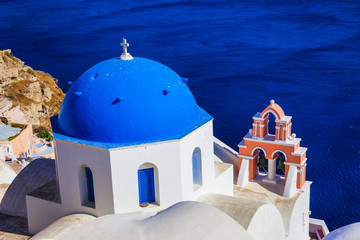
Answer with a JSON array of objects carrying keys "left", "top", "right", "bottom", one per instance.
[{"left": 1, "top": 0, "right": 359, "bottom": 230}]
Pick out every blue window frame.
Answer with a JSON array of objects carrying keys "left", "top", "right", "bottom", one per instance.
[
  {"left": 138, "top": 168, "right": 155, "bottom": 204},
  {"left": 85, "top": 167, "right": 95, "bottom": 202}
]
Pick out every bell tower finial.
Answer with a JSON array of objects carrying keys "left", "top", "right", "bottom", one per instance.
[{"left": 120, "top": 38, "right": 133, "bottom": 60}]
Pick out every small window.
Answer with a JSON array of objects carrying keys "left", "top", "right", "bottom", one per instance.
[
  {"left": 80, "top": 166, "right": 95, "bottom": 208},
  {"left": 192, "top": 147, "right": 202, "bottom": 189},
  {"left": 85, "top": 167, "right": 95, "bottom": 202}
]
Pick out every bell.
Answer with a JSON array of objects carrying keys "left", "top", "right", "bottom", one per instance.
[
  {"left": 257, "top": 153, "right": 267, "bottom": 168},
  {"left": 277, "top": 156, "right": 285, "bottom": 170}
]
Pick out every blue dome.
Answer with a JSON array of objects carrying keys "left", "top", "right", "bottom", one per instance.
[{"left": 54, "top": 57, "right": 212, "bottom": 146}]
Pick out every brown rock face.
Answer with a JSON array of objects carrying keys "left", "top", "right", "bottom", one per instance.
[{"left": 0, "top": 49, "right": 65, "bottom": 129}]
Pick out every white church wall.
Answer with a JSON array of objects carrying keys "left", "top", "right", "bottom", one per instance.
[
  {"left": 203, "top": 162, "right": 233, "bottom": 197},
  {"left": 26, "top": 195, "right": 63, "bottom": 234},
  {"left": 214, "top": 137, "right": 239, "bottom": 182},
  {"left": 27, "top": 120, "right": 235, "bottom": 233},
  {"left": 109, "top": 139, "right": 182, "bottom": 213},
  {"left": 287, "top": 181, "right": 311, "bottom": 240},
  {"left": 179, "top": 121, "right": 214, "bottom": 200},
  {"left": 54, "top": 140, "right": 114, "bottom": 216},
  {"left": 179, "top": 120, "right": 233, "bottom": 199}
]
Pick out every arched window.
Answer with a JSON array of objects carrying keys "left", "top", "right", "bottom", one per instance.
[
  {"left": 255, "top": 148, "right": 267, "bottom": 173},
  {"left": 268, "top": 113, "right": 276, "bottom": 135},
  {"left": 85, "top": 167, "right": 95, "bottom": 202},
  {"left": 79, "top": 165, "right": 95, "bottom": 207},
  {"left": 192, "top": 147, "right": 202, "bottom": 187},
  {"left": 138, "top": 163, "right": 158, "bottom": 206},
  {"left": 272, "top": 151, "right": 286, "bottom": 175}
]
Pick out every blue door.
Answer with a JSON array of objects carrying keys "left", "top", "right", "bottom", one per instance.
[{"left": 138, "top": 168, "right": 155, "bottom": 204}]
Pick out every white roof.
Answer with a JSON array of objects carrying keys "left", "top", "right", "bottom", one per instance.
[
  {"left": 58, "top": 201, "right": 254, "bottom": 240},
  {"left": 0, "top": 159, "right": 56, "bottom": 217},
  {"left": 0, "top": 98, "right": 11, "bottom": 110},
  {"left": 198, "top": 193, "right": 285, "bottom": 240},
  {"left": 324, "top": 222, "right": 360, "bottom": 240}
]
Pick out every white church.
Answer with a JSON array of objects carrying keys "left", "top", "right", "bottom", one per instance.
[{"left": 2, "top": 39, "right": 329, "bottom": 239}]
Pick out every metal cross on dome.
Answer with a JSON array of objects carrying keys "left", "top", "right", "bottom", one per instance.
[{"left": 120, "top": 38, "right": 133, "bottom": 60}]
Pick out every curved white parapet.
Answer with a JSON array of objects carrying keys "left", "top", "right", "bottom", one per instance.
[
  {"left": 283, "top": 165, "right": 297, "bottom": 198},
  {"left": 247, "top": 204, "right": 285, "bottom": 240},
  {"left": 237, "top": 157, "right": 250, "bottom": 186},
  {"left": 31, "top": 214, "right": 96, "bottom": 240},
  {"left": 58, "top": 201, "right": 254, "bottom": 240},
  {"left": 198, "top": 193, "right": 285, "bottom": 240}
]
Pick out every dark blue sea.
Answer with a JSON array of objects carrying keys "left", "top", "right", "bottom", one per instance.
[{"left": 1, "top": 0, "right": 359, "bottom": 231}]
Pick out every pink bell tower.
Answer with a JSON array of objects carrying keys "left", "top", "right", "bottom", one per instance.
[{"left": 237, "top": 100, "right": 307, "bottom": 198}]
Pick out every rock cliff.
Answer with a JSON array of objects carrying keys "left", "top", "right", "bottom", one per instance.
[{"left": 0, "top": 50, "right": 65, "bottom": 129}]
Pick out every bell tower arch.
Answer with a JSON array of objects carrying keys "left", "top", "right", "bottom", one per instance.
[{"left": 238, "top": 100, "right": 307, "bottom": 198}]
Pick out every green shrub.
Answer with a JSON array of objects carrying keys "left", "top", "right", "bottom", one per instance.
[
  {"left": 33, "top": 125, "right": 48, "bottom": 134},
  {"left": 18, "top": 93, "right": 26, "bottom": 99},
  {"left": 39, "top": 131, "right": 53, "bottom": 141},
  {"left": 34, "top": 126, "right": 53, "bottom": 141},
  {"left": 11, "top": 123, "right": 26, "bottom": 130},
  {"left": 8, "top": 134, "right": 19, "bottom": 141},
  {"left": 4, "top": 51, "right": 18, "bottom": 62},
  {"left": 1, "top": 119, "right": 8, "bottom": 125},
  {"left": 26, "top": 68, "right": 35, "bottom": 75},
  {"left": 39, "top": 131, "right": 50, "bottom": 138},
  {"left": 8, "top": 95, "right": 16, "bottom": 101}
]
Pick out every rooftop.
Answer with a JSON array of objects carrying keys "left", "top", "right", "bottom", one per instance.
[
  {"left": 0, "top": 124, "right": 22, "bottom": 141},
  {"left": 27, "top": 180, "right": 60, "bottom": 203}
]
